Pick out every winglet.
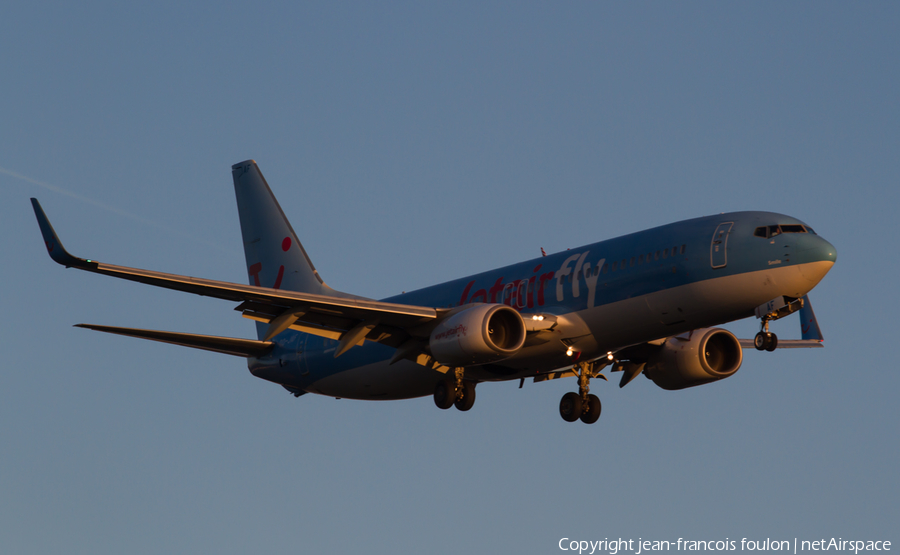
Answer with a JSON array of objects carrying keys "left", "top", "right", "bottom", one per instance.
[
  {"left": 799, "top": 295, "right": 824, "bottom": 342},
  {"left": 30, "top": 198, "right": 92, "bottom": 268}
]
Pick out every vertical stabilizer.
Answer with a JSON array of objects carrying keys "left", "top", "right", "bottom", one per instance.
[{"left": 232, "top": 160, "right": 330, "bottom": 296}]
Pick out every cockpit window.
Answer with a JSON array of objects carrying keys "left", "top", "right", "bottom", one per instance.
[
  {"left": 754, "top": 226, "right": 781, "bottom": 238},
  {"left": 755, "top": 224, "right": 811, "bottom": 238}
]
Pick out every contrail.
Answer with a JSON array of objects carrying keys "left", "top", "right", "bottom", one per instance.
[{"left": 1, "top": 165, "right": 238, "bottom": 256}]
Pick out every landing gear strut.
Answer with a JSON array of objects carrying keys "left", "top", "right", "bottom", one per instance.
[
  {"left": 433, "top": 368, "right": 476, "bottom": 412},
  {"left": 559, "top": 360, "right": 605, "bottom": 424}
]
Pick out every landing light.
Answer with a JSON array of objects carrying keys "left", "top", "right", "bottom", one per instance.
[
  {"left": 607, "top": 351, "right": 614, "bottom": 361},
  {"left": 566, "top": 347, "right": 574, "bottom": 357},
  {"left": 532, "top": 315, "right": 544, "bottom": 321}
]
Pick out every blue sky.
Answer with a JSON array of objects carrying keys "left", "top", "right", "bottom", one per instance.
[{"left": 2, "top": 2, "right": 898, "bottom": 554}]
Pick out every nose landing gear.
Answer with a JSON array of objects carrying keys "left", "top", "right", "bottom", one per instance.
[
  {"left": 754, "top": 320, "right": 778, "bottom": 352},
  {"left": 558, "top": 360, "right": 606, "bottom": 424},
  {"left": 753, "top": 296, "right": 807, "bottom": 351}
]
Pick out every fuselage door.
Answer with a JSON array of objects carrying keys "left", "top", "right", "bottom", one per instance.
[{"left": 710, "top": 222, "right": 734, "bottom": 269}]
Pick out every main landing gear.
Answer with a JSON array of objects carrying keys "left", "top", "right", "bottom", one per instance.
[
  {"left": 434, "top": 368, "right": 476, "bottom": 412},
  {"left": 559, "top": 361, "right": 605, "bottom": 424}
]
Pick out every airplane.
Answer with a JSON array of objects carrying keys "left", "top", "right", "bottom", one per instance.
[{"left": 31, "top": 160, "right": 836, "bottom": 424}]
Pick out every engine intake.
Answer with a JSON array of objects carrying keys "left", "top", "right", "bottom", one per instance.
[
  {"left": 429, "top": 304, "right": 526, "bottom": 367},
  {"left": 644, "top": 328, "right": 743, "bottom": 390}
]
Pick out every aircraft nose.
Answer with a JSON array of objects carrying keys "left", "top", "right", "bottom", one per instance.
[
  {"left": 812, "top": 235, "right": 837, "bottom": 264},
  {"left": 797, "top": 235, "right": 836, "bottom": 285}
]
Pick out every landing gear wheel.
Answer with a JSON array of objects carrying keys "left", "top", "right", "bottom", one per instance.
[
  {"left": 559, "top": 392, "right": 583, "bottom": 422},
  {"left": 754, "top": 332, "right": 767, "bottom": 351},
  {"left": 433, "top": 379, "right": 456, "bottom": 410},
  {"left": 454, "top": 380, "right": 476, "bottom": 411},
  {"left": 580, "top": 394, "right": 602, "bottom": 424},
  {"left": 765, "top": 333, "right": 778, "bottom": 352}
]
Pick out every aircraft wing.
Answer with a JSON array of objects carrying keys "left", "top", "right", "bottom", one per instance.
[
  {"left": 32, "top": 199, "right": 440, "bottom": 348},
  {"left": 74, "top": 324, "right": 275, "bottom": 357}
]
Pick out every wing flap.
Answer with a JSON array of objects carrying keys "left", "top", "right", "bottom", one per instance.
[{"left": 240, "top": 311, "right": 408, "bottom": 348}]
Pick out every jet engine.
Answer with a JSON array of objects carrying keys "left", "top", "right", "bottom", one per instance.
[
  {"left": 429, "top": 304, "right": 526, "bottom": 367},
  {"left": 643, "top": 328, "right": 743, "bottom": 390}
]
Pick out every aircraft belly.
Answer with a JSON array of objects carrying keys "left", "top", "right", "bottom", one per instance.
[{"left": 306, "top": 359, "right": 444, "bottom": 401}]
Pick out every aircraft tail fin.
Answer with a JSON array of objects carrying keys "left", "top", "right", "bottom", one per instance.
[{"left": 231, "top": 160, "right": 330, "bottom": 296}]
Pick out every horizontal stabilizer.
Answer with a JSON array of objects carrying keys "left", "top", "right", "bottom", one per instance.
[{"left": 75, "top": 324, "right": 274, "bottom": 357}]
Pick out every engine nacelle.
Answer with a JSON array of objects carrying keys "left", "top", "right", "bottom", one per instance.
[
  {"left": 429, "top": 304, "right": 526, "bottom": 367},
  {"left": 644, "top": 328, "right": 743, "bottom": 390}
]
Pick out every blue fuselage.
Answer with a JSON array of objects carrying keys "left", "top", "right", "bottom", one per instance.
[{"left": 250, "top": 211, "right": 835, "bottom": 400}]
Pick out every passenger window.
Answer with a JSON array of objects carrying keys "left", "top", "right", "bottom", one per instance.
[
  {"left": 630, "top": 257, "right": 635, "bottom": 267},
  {"left": 611, "top": 261, "right": 618, "bottom": 271},
  {"left": 655, "top": 250, "right": 660, "bottom": 260},
  {"left": 662, "top": 249, "right": 668, "bottom": 259},
  {"left": 602, "top": 263, "right": 609, "bottom": 274},
  {"left": 638, "top": 254, "right": 644, "bottom": 265},
  {"left": 681, "top": 244, "right": 686, "bottom": 254},
  {"left": 621, "top": 259, "right": 626, "bottom": 269}
]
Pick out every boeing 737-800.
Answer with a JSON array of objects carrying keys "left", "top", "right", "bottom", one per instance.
[{"left": 31, "top": 160, "right": 836, "bottom": 423}]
